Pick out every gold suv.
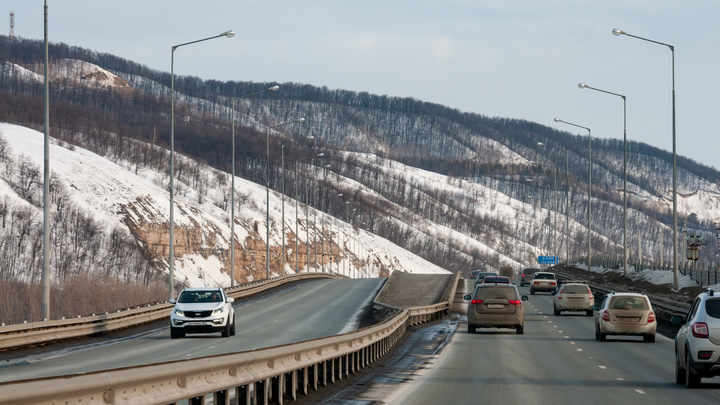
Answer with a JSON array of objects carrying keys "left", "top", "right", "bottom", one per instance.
[
  {"left": 465, "top": 284, "right": 528, "bottom": 334},
  {"left": 594, "top": 292, "right": 656, "bottom": 343}
]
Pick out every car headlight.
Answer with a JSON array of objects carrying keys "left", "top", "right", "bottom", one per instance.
[
  {"left": 212, "top": 307, "right": 224, "bottom": 315},
  {"left": 174, "top": 309, "right": 184, "bottom": 316}
]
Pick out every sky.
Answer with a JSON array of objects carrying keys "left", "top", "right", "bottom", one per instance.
[{"left": 4, "top": 1, "right": 720, "bottom": 170}]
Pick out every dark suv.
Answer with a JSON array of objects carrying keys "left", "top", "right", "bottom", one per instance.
[{"left": 520, "top": 268, "right": 540, "bottom": 286}]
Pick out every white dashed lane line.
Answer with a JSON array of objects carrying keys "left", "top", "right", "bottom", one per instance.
[
  {"left": 635, "top": 390, "right": 646, "bottom": 394},
  {"left": 598, "top": 366, "right": 606, "bottom": 369}
]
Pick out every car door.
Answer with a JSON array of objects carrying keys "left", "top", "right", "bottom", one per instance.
[{"left": 677, "top": 298, "right": 700, "bottom": 367}]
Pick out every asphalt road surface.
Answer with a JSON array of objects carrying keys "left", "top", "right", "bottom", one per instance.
[
  {"left": 389, "top": 284, "right": 720, "bottom": 405},
  {"left": 0, "top": 278, "right": 384, "bottom": 384}
]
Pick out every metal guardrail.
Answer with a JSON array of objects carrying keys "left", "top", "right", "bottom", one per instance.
[
  {"left": 554, "top": 270, "right": 690, "bottom": 319},
  {"left": 0, "top": 273, "right": 345, "bottom": 351},
  {"left": 0, "top": 274, "right": 452, "bottom": 405}
]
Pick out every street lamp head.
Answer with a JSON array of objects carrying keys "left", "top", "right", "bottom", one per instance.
[
  {"left": 221, "top": 30, "right": 235, "bottom": 38},
  {"left": 337, "top": 193, "right": 343, "bottom": 197},
  {"left": 553, "top": 118, "right": 562, "bottom": 123},
  {"left": 537, "top": 142, "right": 545, "bottom": 146},
  {"left": 269, "top": 85, "right": 280, "bottom": 91},
  {"left": 316, "top": 152, "right": 325, "bottom": 157},
  {"left": 307, "top": 136, "right": 315, "bottom": 140},
  {"left": 612, "top": 28, "right": 626, "bottom": 36},
  {"left": 297, "top": 117, "right": 306, "bottom": 122},
  {"left": 578, "top": 83, "right": 588, "bottom": 89}
]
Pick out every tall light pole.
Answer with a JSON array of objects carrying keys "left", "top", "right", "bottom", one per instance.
[
  {"left": 578, "top": 83, "right": 628, "bottom": 275},
  {"left": 294, "top": 153, "right": 323, "bottom": 273},
  {"left": 554, "top": 118, "right": 592, "bottom": 270},
  {"left": 612, "top": 28, "right": 679, "bottom": 290},
  {"left": 230, "top": 85, "right": 279, "bottom": 286},
  {"left": 42, "top": 0, "right": 50, "bottom": 320},
  {"left": 169, "top": 30, "right": 234, "bottom": 301},
  {"left": 265, "top": 118, "right": 305, "bottom": 280},
  {"left": 336, "top": 193, "right": 343, "bottom": 274},
  {"left": 538, "top": 142, "right": 571, "bottom": 266}
]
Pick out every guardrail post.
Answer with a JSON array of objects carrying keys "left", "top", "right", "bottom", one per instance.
[
  {"left": 214, "top": 389, "right": 230, "bottom": 405},
  {"left": 302, "top": 367, "right": 309, "bottom": 395},
  {"left": 235, "top": 385, "right": 250, "bottom": 405},
  {"left": 329, "top": 358, "right": 335, "bottom": 384},
  {"left": 274, "top": 374, "right": 283, "bottom": 405},
  {"left": 350, "top": 351, "right": 355, "bottom": 374},
  {"left": 257, "top": 379, "right": 268, "bottom": 405},
  {"left": 337, "top": 357, "right": 343, "bottom": 381},
  {"left": 289, "top": 370, "right": 297, "bottom": 400}
]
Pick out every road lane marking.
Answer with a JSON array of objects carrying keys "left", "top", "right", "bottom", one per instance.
[
  {"left": 544, "top": 316, "right": 548, "bottom": 318},
  {"left": 564, "top": 336, "right": 569, "bottom": 338},
  {"left": 553, "top": 325, "right": 557, "bottom": 328},
  {"left": 635, "top": 390, "right": 646, "bottom": 394},
  {"left": 577, "top": 349, "right": 583, "bottom": 351},
  {"left": 570, "top": 342, "right": 575, "bottom": 344},
  {"left": 558, "top": 330, "right": 562, "bottom": 333},
  {"left": 598, "top": 366, "right": 606, "bottom": 369},
  {"left": 617, "top": 378, "right": 624, "bottom": 381}
]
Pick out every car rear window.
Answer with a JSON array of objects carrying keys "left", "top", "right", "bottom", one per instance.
[
  {"left": 563, "top": 285, "right": 590, "bottom": 294},
  {"left": 484, "top": 277, "right": 509, "bottom": 284},
  {"left": 705, "top": 299, "right": 720, "bottom": 319},
  {"left": 178, "top": 291, "right": 223, "bottom": 303},
  {"left": 609, "top": 296, "right": 649, "bottom": 310},
  {"left": 524, "top": 269, "right": 538, "bottom": 275},
  {"left": 474, "top": 286, "right": 517, "bottom": 300},
  {"left": 534, "top": 273, "right": 555, "bottom": 280}
]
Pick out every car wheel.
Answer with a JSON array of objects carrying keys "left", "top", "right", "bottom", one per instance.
[
  {"left": 686, "top": 350, "right": 701, "bottom": 388},
  {"left": 554, "top": 307, "right": 561, "bottom": 316},
  {"left": 676, "top": 347, "right": 687, "bottom": 385},
  {"left": 170, "top": 327, "right": 184, "bottom": 339},
  {"left": 468, "top": 324, "right": 476, "bottom": 334},
  {"left": 230, "top": 320, "right": 236, "bottom": 336},
  {"left": 643, "top": 334, "right": 655, "bottom": 343},
  {"left": 530, "top": 289, "right": 535, "bottom": 295},
  {"left": 598, "top": 328, "right": 607, "bottom": 342},
  {"left": 221, "top": 321, "right": 231, "bottom": 338},
  {"left": 551, "top": 290, "right": 557, "bottom": 295},
  {"left": 586, "top": 310, "right": 593, "bottom": 317},
  {"left": 595, "top": 328, "right": 599, "bottom": 341},
  {"left": 516, "top": 324, "right": 524, "bottom": 335}
]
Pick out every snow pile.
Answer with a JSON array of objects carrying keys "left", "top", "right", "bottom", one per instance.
[
  {"left": 52, "top": 59, "right": 132, "bottom": 90},
  {"left": 1, "top": 62, "right": 44, "bottom": 83}
]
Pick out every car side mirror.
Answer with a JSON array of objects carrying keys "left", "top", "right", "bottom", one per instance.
[
  {"left": 463, "top": 294, "right": 472, "bottom": 300},
  {"left": 591, "top": 305, "right": 599, "bottom": 311},
  {"left": 521, "top": 295, "right": 529, "bottom": 301},
  {"left": 671, "top": 316, "right": 683, "bottom": 325},
  {"left": 227, "top": 297, "right": 235, "bottom": 304},
  {"left": 168, "top": 299, "right": 176, "bottom": 304}
]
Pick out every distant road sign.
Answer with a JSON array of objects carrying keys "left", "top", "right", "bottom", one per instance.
[{"left": 538, "top": 256, "right": 558, "bottom": 265}]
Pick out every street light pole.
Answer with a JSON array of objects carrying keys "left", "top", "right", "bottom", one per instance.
[
  {"left": 169, "top": 30, "right": 234, "bottom": 300},
  {"left": 230, "top": 85, "right": 279, "bottom": 287},
  {"left": 612, "top": 28, "right": 678, "bottom": 289},
  {"left": 42, "top": 0, "right": 50, "bottom": 320},
  {"left": 578, "top": 83, "right": 628, "bottom": 275},
  {"left": 265, "top": 118, "right": 305, "bottom": 280},
  {"left": 554, "top": 118, "right": 592, "bottom": 270}
]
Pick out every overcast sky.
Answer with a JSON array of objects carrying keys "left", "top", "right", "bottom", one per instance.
[{"left": 5, "top": 1, "right": 720, "bottom": 170}]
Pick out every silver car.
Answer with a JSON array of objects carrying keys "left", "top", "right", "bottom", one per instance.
[
  {"left": 553, "top": 283, "right": 594, "bottom": 316},
  {"left": 594, "top": 292, "right": 656, "bottom": 342},
  {"left": 674, "top": 288, "right": 720, "bottom": 387},
  {"left": 169, "top": 287, "right": 236, "bottom": 339},
  {"left": 529, "top": 272, "right": 558, "bottom": 295},
  {"left": 465, "top": 284, "right": 528, "bottom": 334}
]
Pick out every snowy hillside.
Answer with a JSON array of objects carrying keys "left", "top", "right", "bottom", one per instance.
[{"left": 0, "top": 123, "right": 449, "bottom": 288}]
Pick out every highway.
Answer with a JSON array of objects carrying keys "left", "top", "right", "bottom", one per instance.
[
  {"left": 0, "top": 278, "right": 384, "bottom": 384},
  {"left": 388, "top": 284, "right": 720, "bottom": 405}
]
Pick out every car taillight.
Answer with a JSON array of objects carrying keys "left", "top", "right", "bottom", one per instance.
[
  {"left": 647, "top": 311, "right": 655, "bottom": 323},
  {"left": 507, "top": 299, "right": 522, "bottom": 306},
  {"left": 692, "top": 322, "right": 709, "bottom": 338},
  {"left": 534, "top": 281, "right": 539, "bottom": 284},
  {"left": 471, "top": 299, "right": 484, "bottom": 305},
  {"left": 557, "top": 295, "right": 562, "bottom": 300},
  {"left": 602, "top": 310, "right": 610, "bottom": 321},
  {"left": 550, "top": 281, "right": 556, "bottom": 285}
]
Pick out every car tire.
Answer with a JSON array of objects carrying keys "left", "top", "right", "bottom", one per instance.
[
  {"left": 643, "top": 334, "right": 655, "bottom": 343},
  {"left": 170, "top": 327, "right": 184, "bottom": 339},
  {"left": 554, "top": 307, "right": 561, "bottom": 316},
  {"left": 676, "top": 347, "right": 687, "bottom": 385},
  {"left": 598, "top": 329, "right": 607, "bottom": 342},
  {"left": 468, "top": 324, "right": 476, "bottom": 334},
  {"left": 221, "top": 321, "right": 231, "bottom": 338},
  {"left": 586, "top": 310, "right": 593, "bottom": 317},
  {"left": 230, "top": 319, "right": 236, "bottom": 336},
  {"left": 516, "top": 324, "right": 524, "bottom": 335},
  {"left": 551, "top": 290, "right": 557, "bottom": 295},
  {"left": 686, "top": 350, "right": 701, "bottom": 388},
  {"left": 595, "top": 328, "right": 599, "bottom": 341},
  {"left": 530, "top": 289, "right": 535, "bottom": 295}
]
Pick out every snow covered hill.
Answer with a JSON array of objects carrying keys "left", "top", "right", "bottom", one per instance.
[{"left": 0, "top": 123, "right": 449, "bottom": 288}]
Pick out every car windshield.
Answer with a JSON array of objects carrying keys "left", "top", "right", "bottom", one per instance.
[
  {"left": 484, "top": 277, "right": 509, "bottom": 283},
  {"left": 563, "top": 285, "right": 590, "bottom": 294},
  {"left": 534, "top": 273, "right": 555, "bottom": 280},
  {"left": 178, "top": 291, "right": 223, "bottom": 303},
  {"left": 474, "top": 287, "right": 517, "bottom": 300},
  {"left": 609, "top": 296, "right": 649, "bottom": 310},
  {"left": 705, "top": 299, "right": 720, "bottom": 319}
]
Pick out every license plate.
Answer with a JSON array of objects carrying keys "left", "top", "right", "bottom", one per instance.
[
  {"left": 487, "top": 304, "right": 504, "bottom": 309},
  {"left": 186, "top": 322, "right": 206, "bottom": 326}
]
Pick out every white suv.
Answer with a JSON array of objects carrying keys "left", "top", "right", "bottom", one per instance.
[
  {"left": 169, "top": 287, "right": 235, "bottom": 339},
  {"left": 675, "top": 288, "right": 720, "bottom": 387}
]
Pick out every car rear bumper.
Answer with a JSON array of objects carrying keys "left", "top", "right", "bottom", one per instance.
[
  {"left": 469, "top": 314, "right": 523, "bottom": 328},
  {"left": 599, "top": 321, "right": 656, "bottom": 336},
  {"left": 556, "top": 302, "right": 592, "bottom": 311}
]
